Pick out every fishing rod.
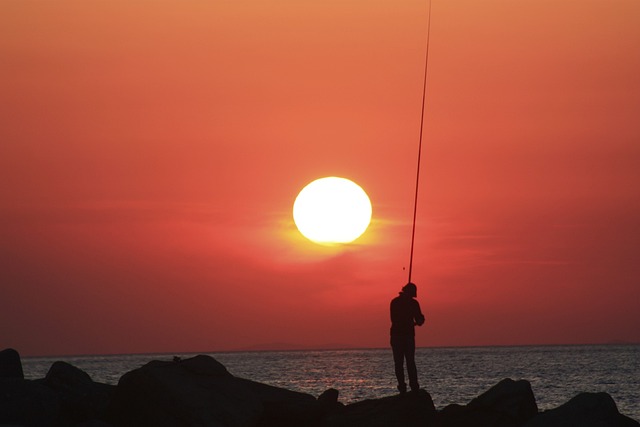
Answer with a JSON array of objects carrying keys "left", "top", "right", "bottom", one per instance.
[{"left": 408, "top": 0, "right": 433, "bottom": 284}]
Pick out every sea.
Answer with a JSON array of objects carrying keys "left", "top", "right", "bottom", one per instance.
[{"left": 23, "top": 345, "right": 639, "bottom": 422}]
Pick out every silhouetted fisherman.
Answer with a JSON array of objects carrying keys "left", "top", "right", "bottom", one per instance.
[{"left": 390, "top": 282, "right": 425, "bottom": 394}]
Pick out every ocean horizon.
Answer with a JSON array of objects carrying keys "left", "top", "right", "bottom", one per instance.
[
  {"left": 22, "top": 344, "right": 639, "bottom": 421},
  {"left": 21, "top": 341, "right": 640, "bottom": 359}
]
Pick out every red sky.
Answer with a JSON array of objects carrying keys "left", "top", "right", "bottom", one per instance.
[{"left": 2, "top": 0, "right": 639, "bottom": 357}]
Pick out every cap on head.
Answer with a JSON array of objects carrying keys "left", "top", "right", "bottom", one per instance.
[{"left": 402, "top": 282, "right": 417, "bottom": 297}]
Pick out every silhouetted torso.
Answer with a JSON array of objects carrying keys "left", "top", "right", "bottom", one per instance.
[{"left": 390, "top": 293, "right": 424, "bottom": 336}]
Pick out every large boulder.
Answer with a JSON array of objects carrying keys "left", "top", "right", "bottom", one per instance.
[
  {"left": 438, "top": 378, "right": 538, "bottom": 427},
  {"left": 0, "top": 348, "right": 24, "bottom": 379},
  {"left": 317, "top": 388, "right": 344, "bottom": 415},
  {"left": 237, "top": 377, "right": 322, "bottom": 427},
  {"left": 42, "top": 361, "right": 115, "bottom": 425},
  {"left": 524, "top": 392, "right": 639, "bottom": 427},
  {"left": 75, "top": 420, "right": 116, "bottom": 427},
  {"left": 0, "top": 377, "right": 61, "bottom": 426},
  {"left": 107, "top": 354, "right": 322, "bottom": 427},
  {"left": 44, "top": 360, "right": 93, "bottom": 389},
  {"left": 468, "top": 378, "right": 538, "bottom": 421},
  {"left": 0, "top": 359, "right": 115, "bottom": 427},
  {"left": 324, "top": 389, "right": 436, "bottom": 427}
]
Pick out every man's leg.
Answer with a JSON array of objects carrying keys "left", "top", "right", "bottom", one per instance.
[
  {"left": 405, "top": 335, "right": 419, "bottom": 391},
  {"left": 390, "top": 336, "right": 407, "bottom": 393}
]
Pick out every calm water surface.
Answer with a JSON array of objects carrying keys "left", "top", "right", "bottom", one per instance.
[{"left": 24, "top": 345, "right": 639, "bottom": 421}]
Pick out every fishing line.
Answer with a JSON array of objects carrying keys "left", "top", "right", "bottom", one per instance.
[{"left": 408, "top": 0, "right": 433, "bottom": 283}]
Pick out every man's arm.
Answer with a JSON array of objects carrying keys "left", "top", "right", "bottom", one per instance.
[{"left": 414, "top": 301, "right": 425, "bottom": 326}]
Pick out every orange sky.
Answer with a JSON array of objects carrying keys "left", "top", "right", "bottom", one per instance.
[{"left": 2, "top": 0, "right": 639, "bottom": 356}]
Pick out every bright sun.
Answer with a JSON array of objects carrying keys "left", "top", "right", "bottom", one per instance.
[{"left": 293, "top": 176, "right": 372, "bottom": 245}]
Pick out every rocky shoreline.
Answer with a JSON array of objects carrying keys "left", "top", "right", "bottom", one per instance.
[{"left": 1, "top": 348, "right": 637, "bottom": 427}]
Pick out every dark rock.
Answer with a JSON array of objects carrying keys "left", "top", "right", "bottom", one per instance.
[
  {"left": 318, "top": 388, "right": 340, "bottom": 405},
  {"left": 0, "top": 378, "right": 61, "bottom": 426},
  {"left": 437, "top": 379, "right": 538, "bottom": 427},
  {"left": 317, "top": 388, "right": 344, "bottom": 417},
  {"left": 469, "top": 378, "right": 538, "bottom": 421},
  {"left": 108, "top": 355, "right": 258, "bottom": 427},
  {"left": 178, "top": 353, "right": 232, "bottom": 377},
  {"left": 325, "top": 389, "right": 436, "bottom": 427},
  {"left": 0, "top": 348, "right": 24, "bottom": 379},
  {"left": 524, "top": 392, "right": 639, "bottom": 427},
  {"left": 42, "top": 361, "right": 115, "bottom": 426},
  {"left": 75, "top": 420, "right": 116, "bottom": 427},
  {"left": 107, "top": 354, "right": 323, "bottom": 427},
  {"left": 303, "top": 388, "right": 342, "bottom": 425},
  {"left": 239, "top": 378, "right": 322, "bottom": 427},
  {"left": 44, "top": 361, "right": 93, "bottom": 389},
  {"left": 3, "top": 351, "right": 636, "bottom": 427},
  {"left": 439, "top": 403, "right": 485, "bottom": 427},
  {"left": 438, "top": 402, "right": 507, "bottom": 427}
]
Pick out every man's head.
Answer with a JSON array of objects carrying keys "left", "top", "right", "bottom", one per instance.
[{"left": 402, "top": 282, "right": 417, "bottom": 298}]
